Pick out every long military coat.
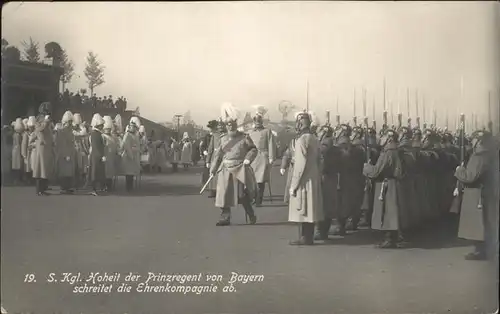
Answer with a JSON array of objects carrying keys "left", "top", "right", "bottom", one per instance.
[
  {"left": 120, "top": 131, "right": 141, "bottom": 176},
  {"left": 210, "top": 132, "right": 258, "bottom": 208},
  {"left": 280, "top": 138, "right": 296, "bottom": 203},
  {"left": 363, "top": 142, "right": 405, "bottom": 231},
  {"left": 340, "top": 141, "right": 366, "bottom": 220},
  {"left": 455, "top": 145, "right": 498, "bottom": 243},
  {"left": 419, "top": 148, "right": 441, "bottom": 220},
  {"left": 11, "top": 132, "right": 23, "bottom": 170},
  {"left": 55, "top": 126, "right": 77, "bottom": 178},
  {"left": 398, "top": 142, "right": 418, "bottom": 230},
  {"left": 21, "top": 131, "right": 33, "bottom": 172},
  {"left": 89, "top": 129, "right": 105, "bottom": 182},
  {"left": 102, "top": 133, "right": 119, "bottom": 178},
  {"left": 248, "top": 127, "right": 276, "bottom": 183},
  {"left": 288, "top": 133, "right": 324, "bottom": 223},
  {"left": 181, "top": 140, "right": 192, "bottom": 164},
  {"left": 73, "top": 128, "right": 89, "bottom": 175},
  {"left": 319, "top": 135, "right": 339, "bottom": 219},
  {"left": 31, "top": 117, "right": 55, "bottom": 179}
]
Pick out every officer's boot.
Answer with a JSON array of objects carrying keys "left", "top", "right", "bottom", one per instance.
[
  {"left": 216, "top": 207, "right": 231, "bottom": 226},
  {"left": 377, "top": 231, "right": 397, "bottom": 249},
  {"left": 314, "top": 218, "right": 331, "bottom": 240},
  {"left": 331, "top": 218, "right": 347, "bottom": 236},
  {"left": 290, "top": 223, "right": 314, "bottom": 245},
  {"left": 254, "top": 183, "right": 265, "bottom": 207},
  {"left": 346, "top": 215, "right": 360, "bottom": 231},
  {"left": 241, "top": 191, "right": 257, "bottom": 224},
  {"left": 465, "top": 241, "right": 487, "bottom": 260}
]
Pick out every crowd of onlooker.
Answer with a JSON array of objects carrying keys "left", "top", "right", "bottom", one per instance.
[{"left": 59, "top": 89, "right": 128, "bottom": 112}]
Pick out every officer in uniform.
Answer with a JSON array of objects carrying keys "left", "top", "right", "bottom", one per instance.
[
  {"left": 280, "top": 135, "right": 297, "bottom": 204},
  {"left": 397, "top": 126, "right": 418, "bottom": 234},
  {"left": 346, "top": 126, "right": 367, "bottom": 231},
  {"left": 56, "top": 111, "right": 77, "bottom": 194},
  {"left": 359, "top": 126, "right": 380, "bottom": 227},
  {"left": 455, "top": 130, "right": 498, "bottom": 260},
  {"left": 206, "top": 120, "right": 226, "bottom": 198},
  {"left": 210, "top": 103, "right": 258, "bottom": 226},
  {"left": 200, "top": 120, "right": 218, "bottom": 189},
  {"left": 248, "top": 105, "right": 277, "bottom": 207}
]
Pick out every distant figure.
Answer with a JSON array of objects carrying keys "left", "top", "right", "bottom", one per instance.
[{"left": 181, "top": 132, "right": 192, "bottom": 170}]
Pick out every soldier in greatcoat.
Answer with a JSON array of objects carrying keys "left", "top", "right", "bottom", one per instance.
[
  {"left": 181, "top": 132, "right": 193, "bottom": 169},
  {"left": 419, "top": 129, "right": 441, "bottom": 221},
  {"left": 248, "top": 105, "right": 277, "bottom": 207},
  {"left": 359, "top": 127, "right": 380, "bottom": 227},
  {"left": 170, "top": 138, "right": 182, "bottom": 172},
  {"left": 280, "top": 135, "right": 297, "bottom": 204},
  {"left": 102, "top": 116, "right": 119, "bottom": 192},
  {"left": 441, "top": 132, "right": 460, "bottom": 215},
  {"left": 363, "top": 129, "right": 407, "bottom": 248},
  {"left": 346, "top": 126, "right": 368, "bottom": 230},
  {"left": 288, "top": 111, "right": 323, "bottom": 245},
  {"left": 21, "top": 116, "right": 36, "bottom": 184},
  {"left": 31, "top": 102, "right": 55, "bottom": 196},
  {"left": 72, "top": 113, "right": 90, "bottom": 189},
  {"left": 11, "top": 118, "right": 25, "bottom": 184},
  {"left": 206, "top": 120, "right": 226, "bottom": 198},
  {"left": 455, "top": 130, "right": 498, "bottom": 260},
  {"left": 397, "top": 126, "right": 418, "bottom": 233},
  {"left": 120, "top": 117, "right": 141, "bottom": 192},
  {"left": 314, "top": 124, "right": 338, "bottom": 240},
  {"left": 209, "top": 102, "right": 258, "bottom": 226},
  {"left": 55, "top": 111, "right": 77, "bottom": 194},
  {"left": 88, "top": 113, "right": 106, "bottom": 196}
]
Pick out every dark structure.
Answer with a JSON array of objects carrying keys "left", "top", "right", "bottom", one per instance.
[{"left": 1, "top": 59, "right": 63, "bottom": 124}]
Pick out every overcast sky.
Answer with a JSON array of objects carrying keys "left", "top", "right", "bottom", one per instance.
[{"left": 2, "top": 1, "right": 499, "bottom": 128}]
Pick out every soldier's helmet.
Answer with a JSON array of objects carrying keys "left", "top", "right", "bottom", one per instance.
[
  {"left": 318, "top": 124, "right": 334, "bottom": 139},
  {"left": 421, "top": 128, "right": 435, "bottom": 148},
  {"left": 351, "top": 126, "right": 364, "bottom": 140},
  {"left": 398, "top": 126, "right": 413, "bottom": 141},
  {"left": 335, "top": 124, "right": 352, "bottom": 145},
  {"left": 379, "top": 128, "right": 399, "bottom": 147},
  {"left": 207, "top": 120, "right": 218, "bottom": 130},
  {"left": 470, "top": 129, "right": 493, "bottom": 151},
  {"left": 442, "top": 132, "right": 454, "bottom": 145},
  {"left": 294, "top": 111, "right": 312, "bottom": 131}
]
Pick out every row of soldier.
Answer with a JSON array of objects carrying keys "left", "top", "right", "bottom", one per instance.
[{"left": 200, "top": 102, "right": 498, "bottom": 261}]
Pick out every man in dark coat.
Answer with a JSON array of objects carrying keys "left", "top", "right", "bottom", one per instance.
[
  {"left": 89, "top": 113, "right": 106, "bottom": 196},
  {"left": 455, "top": 130, "right": 498, "bottom": 260},
  {"left": 397, "top": 126, "right": 418, "bottom": 234},
  {"left": 363, "top": 129, "right": 407, "bottom": 248},
  {"left": 359, "top": 127, "right": 380, "bottom": 227},
  {"left": 314, "top": 124, "right": 338, "bottom": 240},
  {"left": 201, "top": 120, "right": 218, "bottom": 187},
  {"left": 346, "top": 126, "right": 368, "bottom": 230},
  {"left": 419, "top": 129, "right": 441, "bottom": 221}
]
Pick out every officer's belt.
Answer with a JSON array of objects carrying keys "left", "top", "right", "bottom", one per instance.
[{"left": 222, "top": 159, "right": 244, "bottom": 168}]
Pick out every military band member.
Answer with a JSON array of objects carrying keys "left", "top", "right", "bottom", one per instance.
[
  {"left": 56, "top": 111, "right": 77, "bottom": 194},
  {"left": 89, "top": 114, "right": 106, "bottom": 196},
  {"left": 102, "top": 116, "right": 119, "bottom": 192},
  {"left": 11, "top": 118, "right": 24, "bottom": 185},
  {"left": 455, "top": 130, "right": 498, "bottom": 260},
  {"left": 32, "top": 102, "right": 55, "bottom": 196},
  {"left": 363, "top": 128, "right": 406, "bottom": 248},
  {"left": 248, "top": 105, "right": 277, "bottom": 207},
  {"left": 288, "top": 111, "right": 323, "bottom": 245},
  {"left": 121, "top": 117, "right": 142, "bottom": 192},
  {"left": 209, "top": 103, "right": 258, "bottom": 226}
]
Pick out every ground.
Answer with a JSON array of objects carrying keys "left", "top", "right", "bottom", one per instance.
[{"left": 1, "top": 165, "right": 498, "bottom": 314}]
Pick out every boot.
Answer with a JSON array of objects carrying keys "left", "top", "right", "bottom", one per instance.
[
  {"left": 290, "top": 223, "right": 314, "bottom": 245},
  {"left": 241, "top": 192, "right": 257, "bottom": 225},
  {"left": 216, "top": 208, "right": 231, "bottom": 226},
  {"left": 465, "top": 242, "right": 487, "bottom": 260},
  {"left": 376, "top": 231, "right": 397, "bottom": 249},
  {"left": 314, "top": 219, "right": 331, "bottom": 241},
  {"left": 331, "top": 218, "right": 347, "bottom": 236}
]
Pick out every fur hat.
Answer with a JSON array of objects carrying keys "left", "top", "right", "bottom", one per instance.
[
  {"left": 220, "top": 102, "right": 241, "bottom": 122},
  {"left": 91, "top": 113, "right": 105, "bottom": 127},
  {"left": 73, "top": 113, "right": 83, "bottom": 125},
  {"left": 27, "top": 116, "right": 36, "bottom": 127},
  {"left": 103, "top": 115, "right": 113, "bottom": 129},
  {"left": 207, "top": 119, "right": 218, "bottom": 129},
  {"left": 22, "top": 118, "right": 29, "bottom": 129},
  {"left": 182, "top": 132, "right": 189, "bottom": 140},
  {"left": 61, "top": 111, "right": 74, "bottom": 124},
  {"left": 114, "top": 114, "right": 123, "bottom": 133},
  {"left": 129, "top": 116, "right": 141, "bottom": 127},
  {"left": 13, "top": 118, "right": 24, "bottom": 132}
]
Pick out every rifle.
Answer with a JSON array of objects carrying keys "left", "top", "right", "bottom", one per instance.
[
  {"left": 453, "top": 113, "right": 466, "bottom": 198},
  {"left": 416, "top": 117, "right": 420, "bottom": 129},
  {"left": 336, "top": 114, "right": 340, "bottom": 127},
  {"left": 397, "top": 113, "right": 403, "bottom": 131},
  {"left": 326, "top": 110, "right": 331, "bottom": 126},
  {"left": 382, "top": 111, "right": 388, "bottom": 131},
  {"left": 361, "top": 116, "right": 372, "bottom": 211}
]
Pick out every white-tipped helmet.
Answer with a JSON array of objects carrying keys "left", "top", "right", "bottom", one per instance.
[
  {"left": 22, "top": 118, "right": 29, "bottom": 130},
  {"left": 182, "top": 132, "right": 189, "bottom": 140},
  {"left": 73, "top": 113, "right": 83, "bottom": 125},
  {"left": 91, "top": 113, "right": 105, "bottom": 127},
  {"left": 308, "top": 111, "right": 320, "bottom": 127},
  {"left": 252, "top": 105, "right": 268, "bottom": 118},
  {"left": 139, "top": 125, "right": 146, "bottom": 134},
  {"left": 62, "top": 110, "right": 74, "bottom": 124},
  {"left": 27, "top": 116, "right": 36, "bottom": 127},
  {"left": 13, "top": 118, "right": 24, "bottom": 132},
  {"left": 220, "top": 102, "right": 241, "bottom": 122},
  {"left": 103, "top": 115, "right": 113, "bottom": 129},
  {"left": 129, "top": 116, "right": 141, "bottom": 127}
]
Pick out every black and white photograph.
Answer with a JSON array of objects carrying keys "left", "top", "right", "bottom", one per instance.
[{"left": 1, "top": 1, "right": 499, "bottom": 313}]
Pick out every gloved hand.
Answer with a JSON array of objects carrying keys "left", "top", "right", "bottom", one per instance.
[
  {"left": 203, "top": 151, "right": 208, "bottom": 156},
  {"left": 243, "top": 159, "right": 251, "bottom": 165},
  {"left": 453, "top": 187, "right": 459, "bottom": 197},
  {"left": 269, "top": 159, "right": 273, "bottom": 165},
  {"left": 102, "top": 156, "right": 107, "bottom": 162},
  {"left": 289, "top": 188, "right": 297, "bottom": 197},
  {"left": 280, "top": 168, "right": 286, "bottom": 176},
  {"left": 44, "top": 115, "right": 50, "bottom": 121},
  {"left": 65, "top": 156, "right": 70, "bottom": 161},
  {"left": 206, "top": 163, "right": 210, "bottom": 168}
]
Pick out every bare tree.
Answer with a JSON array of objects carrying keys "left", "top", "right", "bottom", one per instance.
[
  {"left": 60, "top": 49, "right": 74, "bottom": 91},
  {"left": 21, "top": 37, "right": 40, "bottom": 63},
  {"left": 84, "top": 51, "right": 105, "bottom": 95}
]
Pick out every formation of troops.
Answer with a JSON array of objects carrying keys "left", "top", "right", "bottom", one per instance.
[
  {"left": 2, "top": 100, "right": 498, "bottom": 261},
  {"left": 200, "top": 102, "right": 499, "bottom": 261},
  {"left": 2, "top": 102, "right": 200, "bottom": 196}
]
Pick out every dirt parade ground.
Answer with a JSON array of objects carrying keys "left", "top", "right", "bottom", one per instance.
[{"left": 1, "top": 165, "right": 498, "bottom": 314}]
